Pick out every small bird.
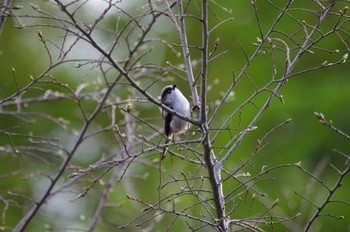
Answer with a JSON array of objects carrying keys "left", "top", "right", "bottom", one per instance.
[{"left": 160, "top": 84, "right": 191, "bottom": 159}]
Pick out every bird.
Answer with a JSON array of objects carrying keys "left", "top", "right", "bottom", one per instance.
[{"left": 160, "top": 84, "right": 191, "bottom": 159}]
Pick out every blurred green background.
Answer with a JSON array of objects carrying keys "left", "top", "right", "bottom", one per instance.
[{"left": 0, "top": 0, "right": 349, "bottom": 231}]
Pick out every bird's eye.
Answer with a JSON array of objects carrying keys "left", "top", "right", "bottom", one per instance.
[{"left": 161, "top": 87, "right": 173, "bottom": 101}]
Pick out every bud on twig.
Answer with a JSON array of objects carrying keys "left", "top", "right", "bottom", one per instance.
[{"left": 341, "top": 53, "right": 348, "bottom": 63}]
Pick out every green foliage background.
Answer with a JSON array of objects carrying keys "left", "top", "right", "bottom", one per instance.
[{"left": 0, "top": 0, "right": 349, "bottom": 231}]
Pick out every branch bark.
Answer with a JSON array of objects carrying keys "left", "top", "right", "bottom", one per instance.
[{"left": 200, "top": 0, "right": 227, "bottom": 231}]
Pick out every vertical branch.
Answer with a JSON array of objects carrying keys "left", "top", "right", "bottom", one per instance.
[
  {"left": 200, "top": 0, "right": 227, "bottom": 231},
  {"left": 200, "top": 0, "right": 208, "bottom": 123}
]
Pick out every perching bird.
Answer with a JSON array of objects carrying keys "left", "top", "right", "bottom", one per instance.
[{"left": 160, "top": 84, "right": 191, "bottom": 159}]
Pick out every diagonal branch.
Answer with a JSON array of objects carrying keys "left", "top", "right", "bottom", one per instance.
[
  {"left": 163, "top": 0, "right": 200, "bottom": 110},
  {"left": 219, "top": 0, "right": 337, "bottom": 167}
]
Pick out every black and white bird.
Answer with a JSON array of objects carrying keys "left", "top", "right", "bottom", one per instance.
[{"left": 160, "top": 84, "right": 191, "bottom": 159}]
